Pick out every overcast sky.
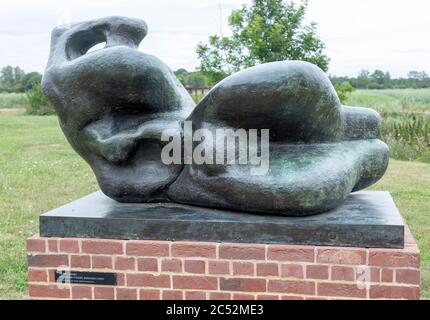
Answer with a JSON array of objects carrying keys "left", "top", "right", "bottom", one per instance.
[{"left": 0, "top": 0, "right": 429, "bottom": 78}]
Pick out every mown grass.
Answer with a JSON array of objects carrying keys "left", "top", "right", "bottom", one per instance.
[
  {"left": 0, "top": 114, "right": 98, "bottom": 299},
  {"left": 0, "top": 93, "right": 27, "bottom": 110},
  {"left": 0, "top": 113, "right": 429, "bottom": 299}
]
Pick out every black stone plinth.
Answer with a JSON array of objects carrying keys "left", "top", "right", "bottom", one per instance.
[{"left": 40, "top": 191, "right": 404, "bottom": 249}]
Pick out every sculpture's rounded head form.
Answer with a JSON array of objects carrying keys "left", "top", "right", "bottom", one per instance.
[{"left": 42, "top": 16, "right": 195, "bottom": 202}]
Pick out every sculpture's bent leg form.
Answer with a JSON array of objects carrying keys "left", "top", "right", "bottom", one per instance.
[
  {"left": 167, "top": 61, "right": 389, "bottom": 215},
  {"left": 168, "top": 140, "right": 389, "bottom": 216}
]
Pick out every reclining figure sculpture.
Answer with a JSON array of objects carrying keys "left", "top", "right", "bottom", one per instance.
[{"left": 42, "top": 16, "right": 389, "bottom": 216}]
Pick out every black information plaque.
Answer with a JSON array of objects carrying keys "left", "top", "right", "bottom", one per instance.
[{"left": 55, "top": 270, "right": 117, "bottom": 286}]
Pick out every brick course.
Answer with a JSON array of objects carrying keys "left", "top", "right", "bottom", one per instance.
[{"left": 27, "top": 226, "right": 420, "bottom": 300}]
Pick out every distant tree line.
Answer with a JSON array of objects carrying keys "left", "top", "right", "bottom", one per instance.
[
  {"left": 3, "top": 63, "right": 429, "bottom": 97},
  {"left": 174, "top": 69, "right": 212, "bottom": 87},
  {"left": 177, "top": 68, "right": 430, "bottom": 90},
  {"left": 0, "top": 66, "right": 43, "bottom": 93},
  {"left": 0, "top": 65, "right": 54, "bottom": 115},
  {"left": 330, "top": 70, "right": 430, "bottom": 90}
]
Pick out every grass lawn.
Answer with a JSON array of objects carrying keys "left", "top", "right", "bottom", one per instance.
[
  {"left": 347, "top": 88, "right": 430, "bottom": 114},
  {"left": 0, "top": 114, "right": 98, "bottom": 299},
  {"left": 0, "top": 113, "right": 429, "bottom": 299}
]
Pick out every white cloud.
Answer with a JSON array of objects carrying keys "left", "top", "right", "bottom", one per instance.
[{"left": 0, "top": 0, "right": 428, "bottom": 77}]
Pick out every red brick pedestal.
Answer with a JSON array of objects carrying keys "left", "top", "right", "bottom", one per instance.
[{"left": 27, "top": 226, "right": 420, "bottom": 300}]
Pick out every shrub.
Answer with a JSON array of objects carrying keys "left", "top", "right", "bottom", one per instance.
[
  {"left": 334, "top": 81, "right": 355, "bottom": 104},
  {"left": 25, "top": 84, "right": 55, "bottom": 115}
]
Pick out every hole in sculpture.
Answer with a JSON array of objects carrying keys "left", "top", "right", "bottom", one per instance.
[
  {"left": 65, "top": 27, "right": 107, "bottom": 60},
  {"left": 86, "top": 42, "right": 107, "bottom": 55}
]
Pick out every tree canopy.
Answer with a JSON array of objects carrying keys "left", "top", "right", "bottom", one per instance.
[
  {"left": 197, "top": 0, "right": 329, "bottom": 84},
  {"left": 0, "top": 66, "right": 42, "bottom": 93},
  {"left": 174, "top": 70, "right": 209, "bottom": 88}
]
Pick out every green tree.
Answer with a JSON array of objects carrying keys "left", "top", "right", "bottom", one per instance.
[
  {"left": 174, "top": 68, "right": 188, "bottom": 77},
  {"left": 185, "top": 73, "right": 208, "bottom": 87},
  {"left": 175, "top": 70, "right": 210, "bottom": 88},
  {"left": 197, "top": 0, "right": 329, "bottom": 84},
  {"left": 174, "top": 68, "right": 188, "bottom": 84},
  {"left": 334, "top": 81, "right": 355, "bottom": 104},
  {"left": 14, "top": 66, "right": 25, "bottom": 83},
  {"left": 25, "top": 83, "right": 55, "bottom": 116},
  {"left": 20, "top": 72, "right": 43, "bottom": 92},
  {"left": 0, "top": 65, "right": 29, "bottom": 92},
  {"left": 356, "top": 69, "right": 370, "bottom": 89},
  {"left": 408, "top": 71, "right": 428, "bottom": 80},
  {"left": 0, "top": 66, "right": 15, "bottom": 89},
  {"left": 369, "top": 70, "right": 391, "bottom": 89}
]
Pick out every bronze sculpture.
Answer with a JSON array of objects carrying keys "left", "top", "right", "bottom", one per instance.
[{"left": 42, "top": 16, "right": 389, "bottom": 216}]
